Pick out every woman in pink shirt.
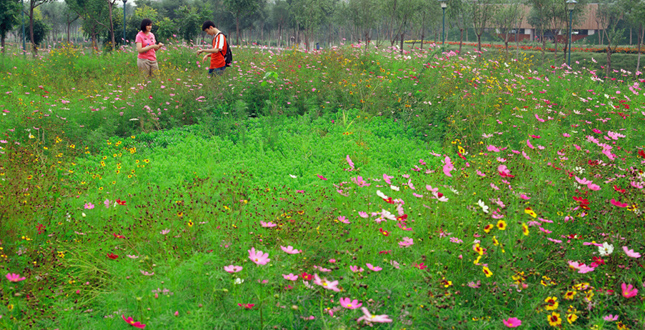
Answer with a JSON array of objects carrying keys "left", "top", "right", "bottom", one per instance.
[{"left": 136, "top": 19, "right": 164, "bottom": 77}]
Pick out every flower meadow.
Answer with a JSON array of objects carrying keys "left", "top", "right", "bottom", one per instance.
[{"left": 1, "top": 42, "right": 645, "bottom": 329}]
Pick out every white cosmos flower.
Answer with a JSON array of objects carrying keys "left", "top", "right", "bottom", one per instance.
[
  {"left": 390, "top": 185, "right": 400, "bottom": 191},
  {"left": 234, "top": 278, "right": 244, "bottom": 285},
  {"left": 376, "top": 190, "right": 388, "bottom": 199},
  {"left": 477, "top": 200, "right": 489, "bottom": 213},
  {"left": 598, "top": 242, "right": 614, "bottom": 256},
  {"left": 381, "top": 209, "right": 396, "bottom": 221},
  {"left": 289, "top": 174, "right": 297, "bottom": 178}
]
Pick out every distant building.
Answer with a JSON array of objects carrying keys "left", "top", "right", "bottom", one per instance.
[{"left": 493, "top": 4, "right": 603, "bottom": 43}]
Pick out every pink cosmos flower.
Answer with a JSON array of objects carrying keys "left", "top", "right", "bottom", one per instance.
[
  {"left": 248, "top": 247, "right": 270, "bottom": 266},
  {"left": 313, "top": 265, "right": 332, "bottom": 272},
  {"left": 603, "top": 315, "right": 618, "bottom": 321},
  {"left": 575, "top": 176, "right": 592, "bottom": 185},
  {"left": 104, "top": 199, "right": 111, "bottom": 208},
  {"left": 622, "top": 283, "right": 638, "bottom": 298},
  {"left": 398, "top": 237, "right": 414, "bottom": 248},
  {"left": 338, "top": 216, "right": 351, "bottom": 224},
  {"left": 313, "top": 273, "right": 340, "bottom": 292},
  {"left": 6, "top": 273, "right": 26, "bottom": 282},
  {"left": 350, "top": 265, "right": 364, "bottom": 272},
  {"left": 390, "top": 260, "right": 400, "bottom": 269},
  {"left": 610, "top": 199, "right": 628, "bottom": 208},
  {"left": 366, "top": 263, "right": 382, "bottom": 272},
  {"left": 526, "top": 139, "right": 535, "bottom": 149},
  {"left": 140, "top": 270, "right": 154, "bottom": 276},
  {"left": 442, "top": 156, "right": 454, "bottom": 177},
  {"left": 346, "top": 155, "right": 355, "bottom": 169},
  {"left": 623, "top": 246, "right": 641, "bottom": 258},
  {"left": 383, "top": 173, "right": 394, "bottom": 184},
  {"left": 224, "top": 265, "right": 243, "bottom": 273},
  {"left": 280, "top": 246, "right": 300, "bottom": 254},
  {"left": 356, "top": 307, "right": 392, "bottom": 324},
  {"left": 317, "top": 175, "right": 328, "bottom": 180},
  {"left": 84, "top": 203, "right": 94, "bottom": 209},
  {"left": 238, "top": 303, "right": 255, "bottom": 309},
  {"left": 358, "top": 211, "right": 368, "bottom": 218},
  {"left": 468, "top": 280, "right": 481, "bottom": 288},
  {"left": 339, "top": 297, "right": 362, "bottom": 309},
  {"left": 503, "top": 317, "right": 522, "bottom": 328},
  {"left": 588, "top": 183, "right": 601, "bottom": 191},
  {"left": 122, "top": 315, "right": 146, "bottom": 328},
  {"left": 283, "top": 273, "right": 298, "bottom": 281},
  {"left": 260, "top": 221, "right": 277, "bottom": 228}
]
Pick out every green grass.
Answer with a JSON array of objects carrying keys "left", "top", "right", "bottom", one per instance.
[{"left": 1, "top": 43, "right": 644, "bottom": 329}]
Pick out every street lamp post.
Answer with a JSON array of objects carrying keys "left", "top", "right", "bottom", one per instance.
[
  {"left": 566, "top": 0, "right": 577, "bottom": 67},
  {"left": 439, "top": 0, "right": 447, "bottom": 51},
  {"left": 21, "top": 0, "right": 26, "bottom": 52},
  {"left": 123, "top": 0, "right": 127, "bottom": 48}
]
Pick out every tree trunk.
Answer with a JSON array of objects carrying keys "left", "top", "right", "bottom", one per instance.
[
  {"left": 236, "top": 14, "right": 240, "bottom": 45},
  {"left": 30, "top": 5, "right": 37, "bottom": 55},
  {"left": 606, "top": 44, "right": 611, "bottom": 77},
  {"left": 459, "top": 28, "right": 463, "bottom": 53},
  {"left": 1, "top": 35, "right": 5, "bottom": 54},
  {"left": 305, "top": 29, "right": 309, "bottom": 51},
  {"left": 108, "top": 0, "right": 115, "bottom": 49},
  {"left": 541, "top": 28, "right": 546, "bottom": 66},
  {"left": 554, "top": 29, "right": 558, "bottom": 62},
  {"left": 400, "top": 31, "right": 404, "bottom": 55},
  {"left": 636, "top": 25, "right": 643, "bottom": 77},
  {"left": 67, "top": 22, "right": 71, "bottom": 43}
]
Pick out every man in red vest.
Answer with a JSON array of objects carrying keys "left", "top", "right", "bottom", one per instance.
[{"left": 197, "top": 21, "right": 227, "bottom": 75}]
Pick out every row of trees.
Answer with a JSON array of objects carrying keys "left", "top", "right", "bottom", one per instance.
[{"left": 1, "top": 0, "right": 644, "bottom": 73}]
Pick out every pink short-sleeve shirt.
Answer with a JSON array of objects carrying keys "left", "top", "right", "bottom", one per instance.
[{"left": 136, "top": 31, "right": 156, "bottom": 61}]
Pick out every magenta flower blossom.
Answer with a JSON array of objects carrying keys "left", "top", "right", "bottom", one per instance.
[
  {"left": 282, "top": 273, "right": 298, "bottom": 281},
  {"left": 350, "top": 265, "right": 364, "bottom": 272},
  {"left": 260, "top": 221, "right": 277, "bottom": 228},
  {"left": 358, "top": 211, "right": 368, "bottom": 218},
  {"left": 623, "top": 246, "right": 641, "bottom": 258},
  {"left": 313, "top": 273, "right": 340, "bottom": 292},
  {"left": 398, "top": 237, "right": 414, "bottom": 248},
  {"left": 366, "top": 263, "right": 382, "bottom": 272},
  {"left": 248, "top": 247, "right": 270, "bottom": 266},
  {"left": 104, "top": 199, "right": 110, "bottom": 208},
  {"left": 122, "top": 315, "right": 146, "bottom": 328},
  {"left": 84, "top": 202, "right": 95, "bottom": 209},
  {"left": 224, "top": 265, "right": 243, "bottom": 273},
  {"left": 6, "top": 273, "right": 26, "bottom": 282},
  {"left": 280, "top": 246, "right": 300, "bottom": 254},
  {"left": 313, "top": 265, "right": 332, "bottom": 272},
  {"left": 140, "top": 270, "right": 154, "bottom": 276},
  {"left": 356, "top": 307, "right": 392, "bottom": 324},
  {"left": 339, "top": 297, "right": 362, "bottom": 309},
  {"left": 503, "top": 317, "right": 522, "bottom": 328},
  {"left": 603, "top": 315, "right": 618, "bottom": 321},
  {"left": 337, "top": 216, "right": 351, "bottom": 224},
  {"left": 610, "top": 199, "right": 628, "bottom": 208},
  {"left": 622, "top": 283, "right": 638, "bottom": 298},
  {"left": 468, "top": 280, "right": 481, "bottom": 288}
]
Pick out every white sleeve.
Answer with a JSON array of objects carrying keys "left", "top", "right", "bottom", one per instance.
[{"left": 216, "top": 34, "right": 225, "bottom": 50}]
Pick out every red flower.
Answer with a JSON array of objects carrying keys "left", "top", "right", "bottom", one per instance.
[
  {"left": 238, "top": 303, "right": 255, "bottom": 309},
  {"left": 588, "top": 160, "right": 599, "bottom": 166},
  {"left": 412, "top": 263, "right": 427, "bottom": 270},
  {"left": 638, "top": 149, "right": 645, "bottom": 159},
  {"left": 383, "top": 197, "right": 395, "bottom": 204},
  {"left": 116, "top": 199, "right": 127, "bottom": 206},
  {"left": 378, "top": 250, "right": 392, "bottom": 254},
  {"left": 300, "top": 272, "right": 312, "bottom": 281},
  {"left": 148, "top": 95, "right": 153, "bottom": 100},
  {"left": 590, "top": 256, "right": 605, "bottom": 268},
  {"left": 107, "top": 253, "right": 119, "bottom": 260},
  {"left": 397, "top": 214, "right": 408, "bottom": 221},
  {"left": 573, "top": 196, "right": 589, "bottom": 205},
  {"left": 379, "top": 228, "right": 390, "bottom": 236},
  {"left": 36, "top": 223, "right": 45, "bottom": 235},
  {"left": 113, "top": 233, "right": 126, "bottom": 239},
  {"left": 122, "top": 315, "right": 146, "bottom": 328},
  {"left": 613, "top": 185, "right": 626, "bottom": 194}
]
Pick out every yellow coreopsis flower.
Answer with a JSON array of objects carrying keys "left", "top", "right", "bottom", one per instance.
[
  {"left": 482, "top": 266, "right": 493, "bottom": 277},
  {"left": 496, "top": 220, "right": 507, "bottom": 230},
  {"left": 522, "top": 223, "right": 529, "bottom": 236},
  {"left": 544, "top": 296, "right": 559, "bottom": 310},
  {"left": 547, "top": 312, "right": 562, "bottom": 327}
]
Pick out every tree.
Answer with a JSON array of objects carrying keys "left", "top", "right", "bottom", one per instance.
[
  {"left": 448, "top": 0, "right": 472, "bottom": 53},
  {"left": 291, "top": 0, "right": 332, "bottom": 50},
  {"left": 270, "top": 0, "right": 289, "bottom": 47},
  {"left": 0, "top": 0, "right": 20, "bottom": 53},
  {"left": 527, "top": 0, "right": 549, "bottom": 64},
  {"left": 596, "top": 0, "right": 624, "bottom": 76},
  {"left": 493, "top": 0, "right": 522, "bottom": 55},
  {"left": 66, "top": 0, "right": 110, "bottom": 50},
  {"left": 224, "top": 0, "right": 261, "bottom": 45},
  {"left": 621, "top": 0, "right": 645, "bottom": 76},
  {"left": 348, "top": 0, "right": 378, "bottom": 51},
  {"left": 470, "top": 0, "right": 496, "bottom": 52},
  {"left": 26, "top": 0, "right": 54, "bottom": 54}
]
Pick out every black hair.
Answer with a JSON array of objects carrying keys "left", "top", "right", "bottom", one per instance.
[
  {"left": 140, "top": 19, "right": 153, "bottom": 32},
  {"left": 202, "top": 21, "right": 216, "bottom": 31}
]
